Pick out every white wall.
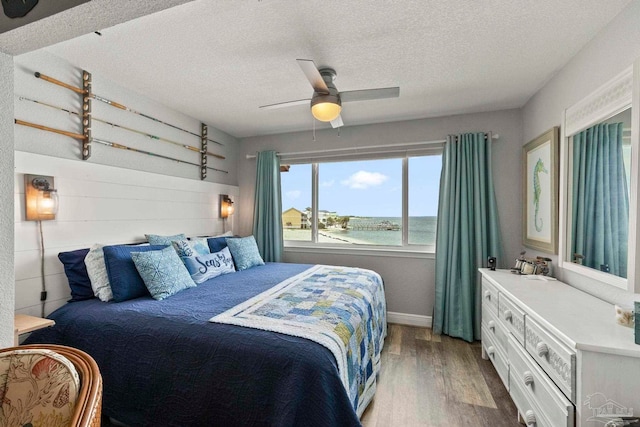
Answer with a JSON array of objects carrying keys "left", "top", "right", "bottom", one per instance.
[
  {"left": 522, "top": 1, "right": 640, "bottom": 304},
  {"left": 238, "top": 109, "right": 523, "bottom": 317},
  {"left": 0, "top": 52, "right": 15, "bottom": 348},
  {"left": 10, "top": 33, "right": 242, "bottom": 321},
  {"left": 0, "top": 0, "right": 197, "bottom": 349},
  {"left": 14, "top": 152, "right": 238, "bottom": 316},
  {"left": 15, "top": 50, "right": 239, "bottom": 186}
]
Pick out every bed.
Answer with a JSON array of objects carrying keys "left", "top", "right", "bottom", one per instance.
[{"left": 25, "top": 262, "right": 386, "bottom": 426}]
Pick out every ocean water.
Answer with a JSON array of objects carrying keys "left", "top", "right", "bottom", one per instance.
[{"left": 285, "top": 216, "right": 437, "bottom": 246}]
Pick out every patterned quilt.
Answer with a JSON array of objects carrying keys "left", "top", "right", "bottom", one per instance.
[{"left": 210, "top": 264, "right": 387, "bottom": 417}]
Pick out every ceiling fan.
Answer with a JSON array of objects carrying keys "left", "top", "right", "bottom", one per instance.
[{"left": 259, "top": 59, "right": 400, "bottom": 128}]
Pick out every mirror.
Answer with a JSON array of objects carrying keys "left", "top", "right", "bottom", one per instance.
[
  {"left": 559, "top": 65, "right": 637, "bottom": 291},
  {"left": 567, "top": 109, "right": 631, "bottom": 279}
]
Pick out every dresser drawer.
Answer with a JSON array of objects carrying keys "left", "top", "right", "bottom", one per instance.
[
  {"left": 508, "top": 336, "right": 574, "bottom": 427},
  {"left": 498, "top": 294, "right": 526, "bottom": 345},
  {"left": 509, "top": 372, "right": 552, "bottom": 427},
  {"left": 482, "top": 303, "right": 508, "bottom": 354},
  {"left": 524, "top": 316, "right": 576, "bottom": 403},
  {"left": 482, "top": 279, "right": 499, "bottom": 315},
  {"left": 481, "top": 325, "right": 509, "bottom": 391}
]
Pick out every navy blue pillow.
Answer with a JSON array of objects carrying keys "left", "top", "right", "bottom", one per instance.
[
  {"left": 103, "top": 244, "right": 167, "bottom": 302},
  {"left": 207, "top": 237, "right": 229, "bottom": 253},
  {"left": 58, "top": 248, "right": 93, "bottom": 302}
]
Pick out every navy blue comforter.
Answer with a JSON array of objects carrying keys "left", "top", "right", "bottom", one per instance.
[{"left": 26, "top": 263, "right": 362, "bottom": 427}]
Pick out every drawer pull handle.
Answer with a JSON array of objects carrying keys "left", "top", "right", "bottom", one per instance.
[
  {"left": 487, "top": 345, "right": 495, "bottom": 357},
  {"left": 536, "top": 342, "right": 549, "bottom": 358},
  {"left": 484, "top": 290, "right": 491, "bottom": 300},
  {"left": 524, "top": 410, "right": 536, "bottom": 425},
  {"left": 523, "top": 371, "right": 534, "bottom": 387},
  {"left": 488, "top": 320, "right": 496, "bottom": 331},
  {"left": 504, "top": 309, "right": 513, "bottom": 321}
]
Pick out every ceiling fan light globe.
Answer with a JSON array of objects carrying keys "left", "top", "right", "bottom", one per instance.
[{"left": 311, "top": 100, "right": 342, "bottom": 122}]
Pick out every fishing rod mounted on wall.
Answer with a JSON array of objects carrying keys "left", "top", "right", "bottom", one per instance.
[{"left": 16, "top": 70, "right": 228, "bottom": 179}]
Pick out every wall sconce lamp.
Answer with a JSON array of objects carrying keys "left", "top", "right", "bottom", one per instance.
[
  {"left": 220, "top": 194, "right": 234, "bottom": 219},
  {"left": 25, "top": 174, "right": 59, "bottom": 221}
]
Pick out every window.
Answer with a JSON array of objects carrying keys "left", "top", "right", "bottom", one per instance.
[
  {"left": 319, "top": 159, "right": 402, "bottom": 245},
  {"left": 408, "top": 156, "right": 441, "bottom": 245},
  {"left": 281, "top": 154, "right": 441, "bottom": 250},
  {"left": 280, "top": 164, "right": 312, "bottom": 241}
]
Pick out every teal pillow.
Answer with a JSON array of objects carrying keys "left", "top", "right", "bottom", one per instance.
[
  {"left": 145, "top": 233, "right": 186, "bottom": 246},
  {"left": 131, "top": 246, "right": 196, "bottom": 300},
  {"left": 225, "top": 236, "right": 265, "bottom": 271}
]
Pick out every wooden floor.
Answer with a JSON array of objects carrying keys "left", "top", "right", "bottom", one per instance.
[
  {"left": 361, "top": 324, "right": 520, "bottom": 427},
  {"left": 104, "top": 324, "right": 519, "bottom": 426}
]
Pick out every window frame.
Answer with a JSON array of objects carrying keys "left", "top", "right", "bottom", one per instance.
[{"left": 282, "top": 151, "right": 442, "bottom": 256}]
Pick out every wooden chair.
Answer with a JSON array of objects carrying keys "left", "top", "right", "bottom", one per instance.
[{"left": 0, "top": 344, "right": 102, "bottom": 427}]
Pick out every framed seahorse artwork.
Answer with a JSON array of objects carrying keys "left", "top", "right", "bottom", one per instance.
[{"left": 523, "top": 127, "right": 559, "bottom": 253}]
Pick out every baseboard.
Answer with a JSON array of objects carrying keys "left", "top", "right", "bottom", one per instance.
[{"left": 387, "top": 311, "right": 432, "bottom": 328}]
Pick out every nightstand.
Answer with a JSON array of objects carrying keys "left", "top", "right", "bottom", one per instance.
[{"left": 14, "top": 314, "right": 55, "bottom": 346}]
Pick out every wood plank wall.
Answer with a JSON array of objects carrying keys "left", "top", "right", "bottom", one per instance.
[{"left": 14, "top": 151, "right": 239, "bottom": 316}]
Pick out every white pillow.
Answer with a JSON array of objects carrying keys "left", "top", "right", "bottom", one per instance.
[
  {"left": 181, "top": 247, "right": 236, "bottom": 284},
  {"left": 84, "top": 244, "right": 112, "bottom": 302}
]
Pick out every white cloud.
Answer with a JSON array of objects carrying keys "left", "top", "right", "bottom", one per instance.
[
  {"left": 320, "top": 179, "right": 335, "bottom": 188},
  {"left": 341, "top": 171, "right": 389, "bottom": 190},
  {"left": 286, "top": 190, "right": 301, "bottom": 199}
]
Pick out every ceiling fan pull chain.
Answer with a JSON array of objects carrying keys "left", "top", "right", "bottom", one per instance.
[{"left": 313, "top": 118, "right": 316, "bottom": 141}]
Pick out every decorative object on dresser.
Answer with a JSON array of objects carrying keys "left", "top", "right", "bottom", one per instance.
[
  {"left": 523, "top": 127, "right": 559, "bottom": 254},
  {"left": 511, "top": 251, "right": 553, "bottom": 276},
  {"left": 480, "top": 269, "right": 639, "bottom": 427},
  {"left": 615, "top": 304, "right": 635, "bottom": 327}
]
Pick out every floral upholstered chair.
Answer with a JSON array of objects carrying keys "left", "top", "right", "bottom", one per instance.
[{"left": 0, "top": 345, "right": 102, "bottom": 427}]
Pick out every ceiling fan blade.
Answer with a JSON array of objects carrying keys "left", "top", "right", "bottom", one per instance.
[
  {"left": 297, "top": 59, "right": 329, "bottom": 94},
  {"left": 340, "top": 87, "right": 400, "bottom": 103},
  {"left": 259, "top": 99, "right": 311, "bottom": 110},
  {"left": 330, "top": 115, "right": 344, "bottom": 128}
]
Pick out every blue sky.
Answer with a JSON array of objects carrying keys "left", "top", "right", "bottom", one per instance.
[{"left": 281, "top": 156, "right": 442, "bottom": 217}]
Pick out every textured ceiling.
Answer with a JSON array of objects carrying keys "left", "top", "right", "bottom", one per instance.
[
  {"left": 39, "top": 0, "right": 631, "bottom": 138},
  {"left": 0, "top": 0, "right": 194, "bottom": 55}
]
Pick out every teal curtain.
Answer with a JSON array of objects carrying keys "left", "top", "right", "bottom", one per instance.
[
  {"left": 433, "top": 133, "right": 503, "bottom": 342},
  {"left": 572, "top": 122, "right": 628, "bottom": 277},
  {"left": 253, "top": 150, "right": 284, "bottom": 262}
]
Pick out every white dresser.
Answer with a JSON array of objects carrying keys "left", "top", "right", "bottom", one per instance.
[{"left": 479, "top": 269, "right": 640, "bottom": 427}]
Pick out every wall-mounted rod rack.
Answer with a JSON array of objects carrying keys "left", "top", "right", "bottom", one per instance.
[
  {"left": 16, "top": 119, "right": 85, "bottom": 140},
  {"left": 91, "top": 137, "right": 227, "bottom": 174},
  {"left": 14, "top": 119, "right": 229, "bottom": 174},
  {"left": 17, "top": 96, "right": 225, "bottom": 160},
  {"left": 82, "top": 70, "right": 92, "bottom": 159},
  {"left": 34, "top": 71, "right": 225, "bottom": 147}
]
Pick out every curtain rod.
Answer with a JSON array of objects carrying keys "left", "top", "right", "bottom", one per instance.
[{"left": 245, "top": 133, "right": 500, "bottom": 160}]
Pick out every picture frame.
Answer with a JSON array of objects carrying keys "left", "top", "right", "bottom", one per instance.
[{"left": 522, "top": 127, "right": 559, "bottom": 253}]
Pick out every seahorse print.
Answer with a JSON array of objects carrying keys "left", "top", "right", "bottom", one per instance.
[{"left": 533, "top": 158, "right": 548, "bottom": 232}]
